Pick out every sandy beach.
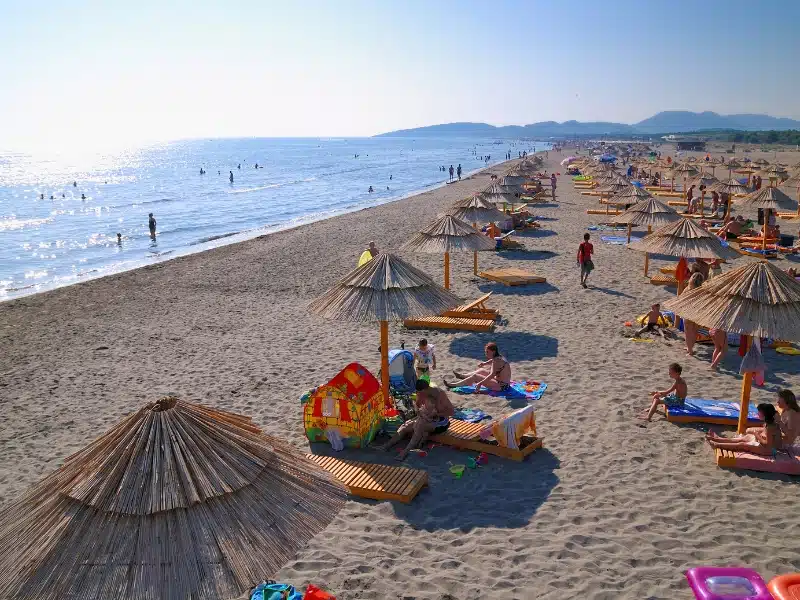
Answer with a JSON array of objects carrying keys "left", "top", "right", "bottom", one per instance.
[{"left": 2, "top": 149, "right": 799, "bottom": 599}]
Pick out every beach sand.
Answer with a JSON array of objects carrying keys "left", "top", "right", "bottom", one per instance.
[{"left": 2, "top": 150, "right": 799, "bottom": 599}]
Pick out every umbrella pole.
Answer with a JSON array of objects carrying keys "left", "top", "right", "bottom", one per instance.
[
  {"left": 643, "top": 225, "right": 652, "bottom": 276},
  {"left": 762, "top": 210, "right": 768, "bottom": 253},
  {"left": 700, "top": 191, "right": 705, "bottom": 216},
  {"left": 444, "top": 252, "right": 450, "bottom": 289},
  {"left": 724, "top": 193, "right": 732, "bottom": 221},
  {"left": 380, "top": 321, "right": 390, "bottom": 409},
  {"left": 473, "top": 222, "right": 479, "bottom": 274},
  {"left": 737, "top": 338, "right": 754, "bottom": 435},
  {"left": 627, "top": 223, "right": 632, "bottom": 244}
]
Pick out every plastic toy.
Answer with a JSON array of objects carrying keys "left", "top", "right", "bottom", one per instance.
[{"left": 685, "top": 567, "right": 772, "bottom": 600}]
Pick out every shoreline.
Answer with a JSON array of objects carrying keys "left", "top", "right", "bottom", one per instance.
[{"left": 0, "top": 156, "right": 523, "bottom": 303}]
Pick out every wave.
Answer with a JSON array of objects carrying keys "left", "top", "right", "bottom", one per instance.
[
  {"left": 189, "top": 231, "right": 243, "bottom": 245},
  {"left": 227, "top": 184, "right": 283, "bottom": 194},
  {"left": 131, "top": 197, "right": 175, "bottom": 206}
]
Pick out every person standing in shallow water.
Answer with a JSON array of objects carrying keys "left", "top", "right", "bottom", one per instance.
[
  {"left": 457, "top": 164, "right": 462, "bottom": 180},
  {"left": 229, "top": 171, "right": 234, "bottom": 184},
  {"left": 148, "top": 213, "right": 157, "bottom": 239}
]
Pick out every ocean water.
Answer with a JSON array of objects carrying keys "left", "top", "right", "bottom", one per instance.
[{"left": 0, "top": 137, "right": 547, "bottom": 300}]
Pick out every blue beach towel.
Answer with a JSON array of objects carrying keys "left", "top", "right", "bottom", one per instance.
[
  {"left": 668, "top": 398, "right": 760, "bottom": 423},
  {"left": 600, "top": 235, "right": 630, "bottom": 245},
  {"left": 588, "top": 225, "right": 627, "bottom": 232},
  {"left": 450, "top": 381, "right": 547, "bottom": 401},
  {"left": 453, "top": 407, "right": 492, "bottom": 423}
]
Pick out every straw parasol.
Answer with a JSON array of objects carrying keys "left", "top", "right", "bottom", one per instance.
[
  {"left": 613, "top": 196, "right": 680, "bottom": 243},
  {"left": 309, "top": 253, "right": 461, "bottom": 406},
  {"left": 402, "top": 214, "right": 496, "bottom": 289},
  {"left": 450, "top": 194, "right": 507, "bottom": 274},
  {"left": 689, "top": 172, "right": 719, "bottom": 215},
  {"left": 480, "top": 183, "right": 519, "bottom": 211},
  {"left": 672, "top": 162, "right": 699, "bottom": 194},
  {"left": 502, "top": 175, "right": 527, "bottom": 186},
  {"left": 736, "top": 186, "right": 798, "bottom": 251},
  {"left": 753, "top": 158, "right": 769, "bottom": 166},
  {"left": 664, "top": 261, "right": 800, "bottom": 433},
  {"left": 628, "top": 217, "right": 739, "bottom": 278},
  {"left": 760, "top": 164, "right": 788, "bottom": 186},
  {"left": 712, "top": 177, "right": 752, "bottom": 220},
  {"left": 0, "top": 396, "right": 349, "bottom": 600}
]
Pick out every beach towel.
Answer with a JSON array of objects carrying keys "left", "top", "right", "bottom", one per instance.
[
  {"left": 453, "top": 407, "right": 492, "bottom": 423},
  {"left": 668, "top": 398, "right": 760, "bottom": 422},
  {"left": 250, "top": 582, "right": 303, "bottom": 600},
  {"left": 481, "top": 405, "right": 536, "bottom": 450},
  {"left": 588, "top": 225, "right": 627, "bottom": 232},
  {"left": 600, "top": 235, "right": 629, "bottom": 245},
  {"left": 450, "top": 381, "right": 547, "bottom": 401}
]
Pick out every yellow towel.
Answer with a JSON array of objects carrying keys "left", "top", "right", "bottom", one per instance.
[{"left": 489, "top": 405, "right": 537, "bottom": 449}]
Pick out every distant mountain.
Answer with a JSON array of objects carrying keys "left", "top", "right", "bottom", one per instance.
[{"left": 376, "top": 111, "right": 800, "bottom": 138}]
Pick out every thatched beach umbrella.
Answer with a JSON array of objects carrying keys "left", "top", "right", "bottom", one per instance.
[
  {"left": 664, "top": 261, "right": 800, "bottom": 433},
  {"left": 613, "top": 195, "right": 680, "bottom": 244},
  {"left": 502, "top": 175, "right": 527, "bottom": 187},
  {"left": 0, "top": 396, "right": 349, "bottom": 600},
  {"left": 736, "top": 186, "right": 797, "bottom": 251},
  {"left": 309, "top": 253, "right": 461, "bottom": 406},
  {"left": 628, "top": 217, "right": 739, "bottom": 278},
  {"left": 760, "top": 164, "right": 788, "bottom": 187},
  {"left": 780, "top": 171, "right": 800, "bottom": 207},
  {"left": 711, "top": 177, "right": 751, "bottom": 220},
  {"left": 689, "top": 172, "right": 718, "bottom": 215},
  {"left": 481, "top": 183, "right": 519, "bottom": 211},
  {"left": 673, "top": 162, "right": 699, "bottom": 195},
  {"left": 450, "top": 194, "right": 507, "bottom": 274},
  {"left": 402, "top": 214, "right": 496, "bottom": 289}
]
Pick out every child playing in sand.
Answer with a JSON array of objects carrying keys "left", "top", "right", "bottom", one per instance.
[
  {"left": 413, "top": 338, "right": 436, "bottom": 379},
  {"left": 638, "top": 363, "right": 687, "bottom": 421},
  {"left": 635, "top": 303, "right": 666, "bottom": 339}
]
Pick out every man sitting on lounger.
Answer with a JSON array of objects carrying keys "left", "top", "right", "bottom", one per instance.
[{"left": 377, "top": 379, "right": 454, "bottom": 460}]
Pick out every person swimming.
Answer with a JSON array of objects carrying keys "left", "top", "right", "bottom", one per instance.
[
  {"left": 81, "top": 193, "right": 86, "bottom": 200},
  {"left": 117, "top": 233, "right": 122, "bottom": 245}
]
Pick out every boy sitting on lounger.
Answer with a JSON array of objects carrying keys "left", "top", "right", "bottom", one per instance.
[
  {"left": 635, "top": 303, "right": 667, "bottom": 339},
  {"left": 638, "top": 362, "right": 687, "bottom": 421}
]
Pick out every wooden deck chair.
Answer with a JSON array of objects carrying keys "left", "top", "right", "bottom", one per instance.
[
  {"left": 667, "top": 200, "right": 689, "bottom": 207},
  {"left": 306, "top": 454, "right": 428, "bottom": 503},
  {"left": 715, "top": 448, "right": 800, "bottom": 475},
  {"left": 429, "top": 412, "right": 544, "bottom": 462},
  {"left": 479, "top": 267, "right": 547, "bottom": 286},
  {"left": 403, "top": 315, "right": 495, "bottom": 332},
  {"left": 653, "top": 191, "right": 685, "bottom": 198},
  {"left": 649, "top": 272, "right": 677, "bottom": 286},
  {"left": 443, "top": 292, "right": 499, "bottom": 320},
  {"left": 587, "top": 209, "right": 622, "bottom": 216}
]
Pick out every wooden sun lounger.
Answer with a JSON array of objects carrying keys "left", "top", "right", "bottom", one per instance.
[
  {"left": 479, "top": 267, "right": 547, "bottom": 286},
  {"left": 653, "top": 191, "right": 685, "bottom": 197},
  {"left": 778, "top": 211, "right": 800, "bottom": 219},
  {"left": 443, "top": 292, "right": 499, "bottom": 319},
  {"left": 659, "top": 265, "right": 678, "bottom": 275},
  {"left": 587, "top": 209, "right": 622, "bottom": 215},
  {"left": 403, "top": 316, "right": 495, "bottom": 332},
  {"left": 429, "top": 418, "right": 544, "bottom": 462},
  {"left": 667, "top": 200, "right": 689, "bottom": 207},
  {"left": 307, "top": 454, "right": 428, "bottom": 503},
  {"left": 581, "top": 191, "right": 604, "bottom": 196},
  {"left": 650, "top": 273, "right": 677, "bottom": 285},
  {"left": 715, "top": 448, "right": 800, "bottom": 475}
]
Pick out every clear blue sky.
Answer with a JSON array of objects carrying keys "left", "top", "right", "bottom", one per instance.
[{"left": 1, "top": 0, "right": 798, "bottom": 149}]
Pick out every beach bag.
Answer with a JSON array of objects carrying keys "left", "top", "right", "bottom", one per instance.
[{"left": 250, "top": 581, "right": 304, "bottom": 600}]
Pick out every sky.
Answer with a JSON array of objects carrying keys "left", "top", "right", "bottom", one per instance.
[{"left": 1, "top": 0, "right": 799, "bottom": 150}]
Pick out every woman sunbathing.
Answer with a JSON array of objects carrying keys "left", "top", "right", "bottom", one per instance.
[
  {"left": 444, "top": 342, "right": 511, "bottom": 392},
  {"left": 707, "top": 403, "right": 782, "bottom": 456}
]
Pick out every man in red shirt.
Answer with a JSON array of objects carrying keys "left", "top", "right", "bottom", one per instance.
[{"left": 577, "top": 233, "right": 594, "bottom": 288}]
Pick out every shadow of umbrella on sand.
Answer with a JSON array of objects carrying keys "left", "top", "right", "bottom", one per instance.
[
  {"left": 449, "top": 194, "right": 506, "bottom": 275},
  {"left": 308, "top": 253, "right": 461, "bottom": 407},
  {"left": 664, "top": 261, "right": 800, "bottom": 433},
  {"left": 0, "top": 396, "right": 349, "bottom": 600},
  {"left": 401, "top": 214, "right": 496, "bottom": 289}
]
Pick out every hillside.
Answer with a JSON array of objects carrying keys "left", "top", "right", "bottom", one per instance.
[{"left": 376, "top": 111, "right": 800, "bottom": 138}]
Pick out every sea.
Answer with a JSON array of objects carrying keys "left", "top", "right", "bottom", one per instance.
[{"left": 0, "top": 137, "right": 548, "bottom": 300}]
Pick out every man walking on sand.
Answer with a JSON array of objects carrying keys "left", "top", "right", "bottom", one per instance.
[
  {"left": 550, "top": 173, "right": 557, "bottom": 200},
  {"left": 577, "top": 233, "right": 594, "bottom": 288},
  {"left": 448, "top": 165, "right": 454, "bottom": 182}
]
